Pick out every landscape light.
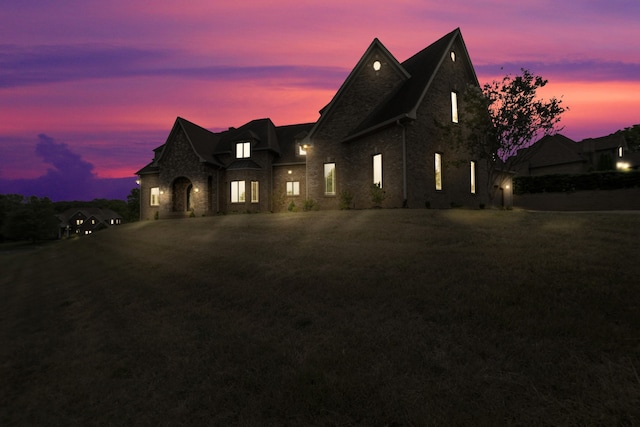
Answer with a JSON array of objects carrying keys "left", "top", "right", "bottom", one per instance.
[{"left": 617, "top": 161, "right": 631, "bottom": 170}]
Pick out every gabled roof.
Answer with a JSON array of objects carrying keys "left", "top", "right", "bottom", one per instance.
[
  {"left": 153, "top": 117, "right": 222, "bottom": 167},
  {"left": 215, "top": 118, "right": 281, "bottom": 155},
  {"left": 346, "top": 28, "right": 477, "bottom": 141},
  {"left": 579, "top": 133, "right": 627, "bottom": 152},
  {"left": 306, "top": 28, "right": 477, "bottom": 143},
  {"left": 519, "top": 134, "right": 586, "bottom": 168},
  {"left": 273, "top": 122, "right": 314, "bottom": 164},
  {"left": 58, "top": 208, "right": 123, "bottom": 224}
]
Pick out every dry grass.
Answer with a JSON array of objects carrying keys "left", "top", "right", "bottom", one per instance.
[{"left": 1, "top": 209, "right": 639, "bottom": 425}]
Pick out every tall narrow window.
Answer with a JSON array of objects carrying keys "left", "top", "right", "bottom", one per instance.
[
  {"left": 619, "top": 146, "right": 623, "bottom": 157},
  {"left": 150, "top": 187, "right": 160, "bottom": 206},
  {"left": 251, "top": 181, "right": 259, "bottom": 203},
  {"left": 451, "top": 92, "right": 459, "bottom": 123},
  {"left": 286, "top": 181, "right": 300, "bottom": 196},
  {"left": 231, "top": 180, "right": 245, "bottom": 203},
  {"left": 470, "top": 161, "right": 476, "bottom": 194},
  {"left": 236, "top": 142, "right": 250, "bottom": 158},
  {"left": 324, "top": 163, "right": 336, "bottom": 195},
  {"left": 373, "top": 154, "right": 383, "bottom": 188},
  {"left": 435, "top": 153, "right": 442, "bottom": 191}
]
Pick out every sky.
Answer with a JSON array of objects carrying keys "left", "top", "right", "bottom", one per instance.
[{"left": 1, "top": 0, "right": 639, "bottom": 201}]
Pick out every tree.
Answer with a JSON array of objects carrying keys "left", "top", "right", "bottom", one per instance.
[
  {"left": 3, "top": 196, "right": 59, "bottom": 242},
  {"left": 617, "top": 124, "right": 640, "bottom": 153},
  {"left": 449, "top": 68, "right": 567, "bottom": 202},
  {"left": 126, "top": 187, "right": 140, "bottom": 222}
]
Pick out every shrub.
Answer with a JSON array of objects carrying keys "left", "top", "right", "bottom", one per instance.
[
  {"left": 339, "top": 190, "right": 354, "bottom": 210},
  {"left": 303, "top": 199, "right": 317, "bottom": 211},
  {"left": 370, "top": 184, "right": 386, "bottom": 207},
  {"left": 288, "top": 201, "right": 297, "bottom": 212}
]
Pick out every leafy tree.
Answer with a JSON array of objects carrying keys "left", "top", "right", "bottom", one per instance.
[
  {"left": 3, "top": 196, "right": 59, "bottom": 242},
  {"left": 617, "top": 124, "right": 640, "bottom": 152},
  {"left": 444, "top": 68, "right": 568, "bottom": 202},
  {"left": 126, "top": 187, "right": 140, "bottom": 222},
  {"left": 0, "top": 194, "right": 25, "bottom": 241}
]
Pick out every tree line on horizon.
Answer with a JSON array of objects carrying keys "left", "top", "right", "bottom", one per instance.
[{"left": 0, "top": 188, "right": 139, "bottom": 243}]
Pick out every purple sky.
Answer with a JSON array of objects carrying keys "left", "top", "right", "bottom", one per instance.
[{"left": 1, "top": 0, "right": 639, "bottom": 201}]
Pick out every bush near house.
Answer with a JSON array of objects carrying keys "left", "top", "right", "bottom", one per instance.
[{"left": 515, "top": 170, "right": 640, "bottom": 194}]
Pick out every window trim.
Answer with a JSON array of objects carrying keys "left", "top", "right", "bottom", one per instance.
[
  {"left": 373, "top": 153, "right": 383, "bottom": 188},
  {"left": 286, "top": 181, "right": 300, "bottom": 196},
  {"left": 251, "top": 181, "right": 259, "bottom": 203},
  {"left": 470, "top": 160, "right": 476, "bottom": 194},
  {"left": 150, "top": 187, "right": 160, "bottom": 206},
  {"left": 324, "top": 163, "right": 336, "bottom": 196},
  {"left": 451, "top": 91, "right": 459, "bottom": 123},
  {"left": 236, "top": 142, "right": 251, "bottom": 159},
  {"left": 435, "top": 153, "right": 443, "bottom": 191},
  {"left": 231, "top": 180, "right": 246, "bottom": 203}
]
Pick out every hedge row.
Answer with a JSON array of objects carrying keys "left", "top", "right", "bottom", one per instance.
[{"left": 514, "top": 171, "right": 640, "bottom": 194}]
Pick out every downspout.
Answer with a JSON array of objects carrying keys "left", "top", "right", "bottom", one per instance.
[
  {"left": 398, "top": 120, "right": 408, "bottom": 206},
  {"left": 216, "top": 169, "right": 220, "bottom": 213}
]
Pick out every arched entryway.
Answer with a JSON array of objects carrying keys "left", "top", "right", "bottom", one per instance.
[{"left": 172, "top": 177, "right": 193, "bottom": 212}]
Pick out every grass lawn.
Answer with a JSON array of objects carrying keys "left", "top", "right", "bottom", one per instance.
[{"left": 1, "top": 209, "right": 639, "bottom": 425}]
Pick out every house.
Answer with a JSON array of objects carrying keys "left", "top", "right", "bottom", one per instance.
[
  {"left": 514, "top": 132, "right": 634, "bottom": 176},
  {"left": 136, "top": 28, "right": 491, "bottom": 218},
  {"left": 57, "top": 208, "right": 123, "bottom": 237}
]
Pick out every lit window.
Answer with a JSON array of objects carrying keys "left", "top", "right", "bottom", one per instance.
[
  {"left": 91, "top": 219, "right": 96, "bottom": 225},
  {"left": 373, "top": 154, "right": 383, "bottom": 188},
  {"left": 150, "top": 187, "right": 160, "bottom": 206},
  {"left": 76, "top": 219, "right": 83, "bottom": 225},
  {"left": 236, "top": 142, "right": 251, "bottom": 159},
  {"left": 451, "top": 51, "right": 456, "bottom": 62},
  {"left": 231, "top": 180, "right": 245, "bottom": 203},
  {"left": 251, "top": 181, "right": 259, "bottom": 203},
  {"left": 451, "top": 92, "right": 459, "bottom": 123},
  {"left": 299, "top": 145, "right": 307, "bottom": 156},
  {"left": 286, "top": 181, "right": 300, "bottom": 196},
  {"left": 373, "top": 60, "right": 381, "bottom": 71},
  {"left": 470, "top": 161, "right": 476, "bottom": 194},
  {"left": 435, "top": 153, "right": 442, "bottom": 190},
  {"left": 619, "top": 146, "right": 623, "bottom": 157},
  {"left": 324, "top": 163, "right": 336, "bottom": 195},
  {"left": 110, "top": 219, "right": 114, "bottom": 225}
]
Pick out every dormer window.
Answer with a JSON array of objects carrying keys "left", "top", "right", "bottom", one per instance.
[{"left": 236, "top": 142, "right": 250, "bottom": 158}]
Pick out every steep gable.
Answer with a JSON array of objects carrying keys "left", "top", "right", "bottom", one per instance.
[
  {"left": 157, "top": 117, "right": 222, "bottom": 167},
  {"left": 345, "top": 28, "right": 477, "bottom": 141},
  {"left": 308, "top": 38, "right": 410, "bottom": 141}
]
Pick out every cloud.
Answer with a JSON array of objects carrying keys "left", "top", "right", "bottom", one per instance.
[
  {"left": 0, "top": 43, "right": 349, "bottom": 90},
  {"left": 475, "top": 60, "right": 640, "bottom": 83},
  {"left": 0, "top": 134, "right": 136, "bottom": 201}
]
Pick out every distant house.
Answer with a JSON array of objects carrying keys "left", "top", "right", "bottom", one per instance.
[
  {"left": 136, "top": 28, "right": 492, "bottom": 218},
  {"left": 514, "top": 132, "right": 635, "bottom": 176},
  {"left": 57, "top": 208, "right": 123, "bottom": 237}
]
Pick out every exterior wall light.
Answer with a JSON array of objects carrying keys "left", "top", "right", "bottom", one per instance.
[
  {"left": 194, "top": 188, "right": 199, "bottom": 192},
  {"left": 288, "top": 170, "right": 292, "bottom": 174},
  {"left": 373, "top": 60, "right": 381, "bottom": 71}
]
